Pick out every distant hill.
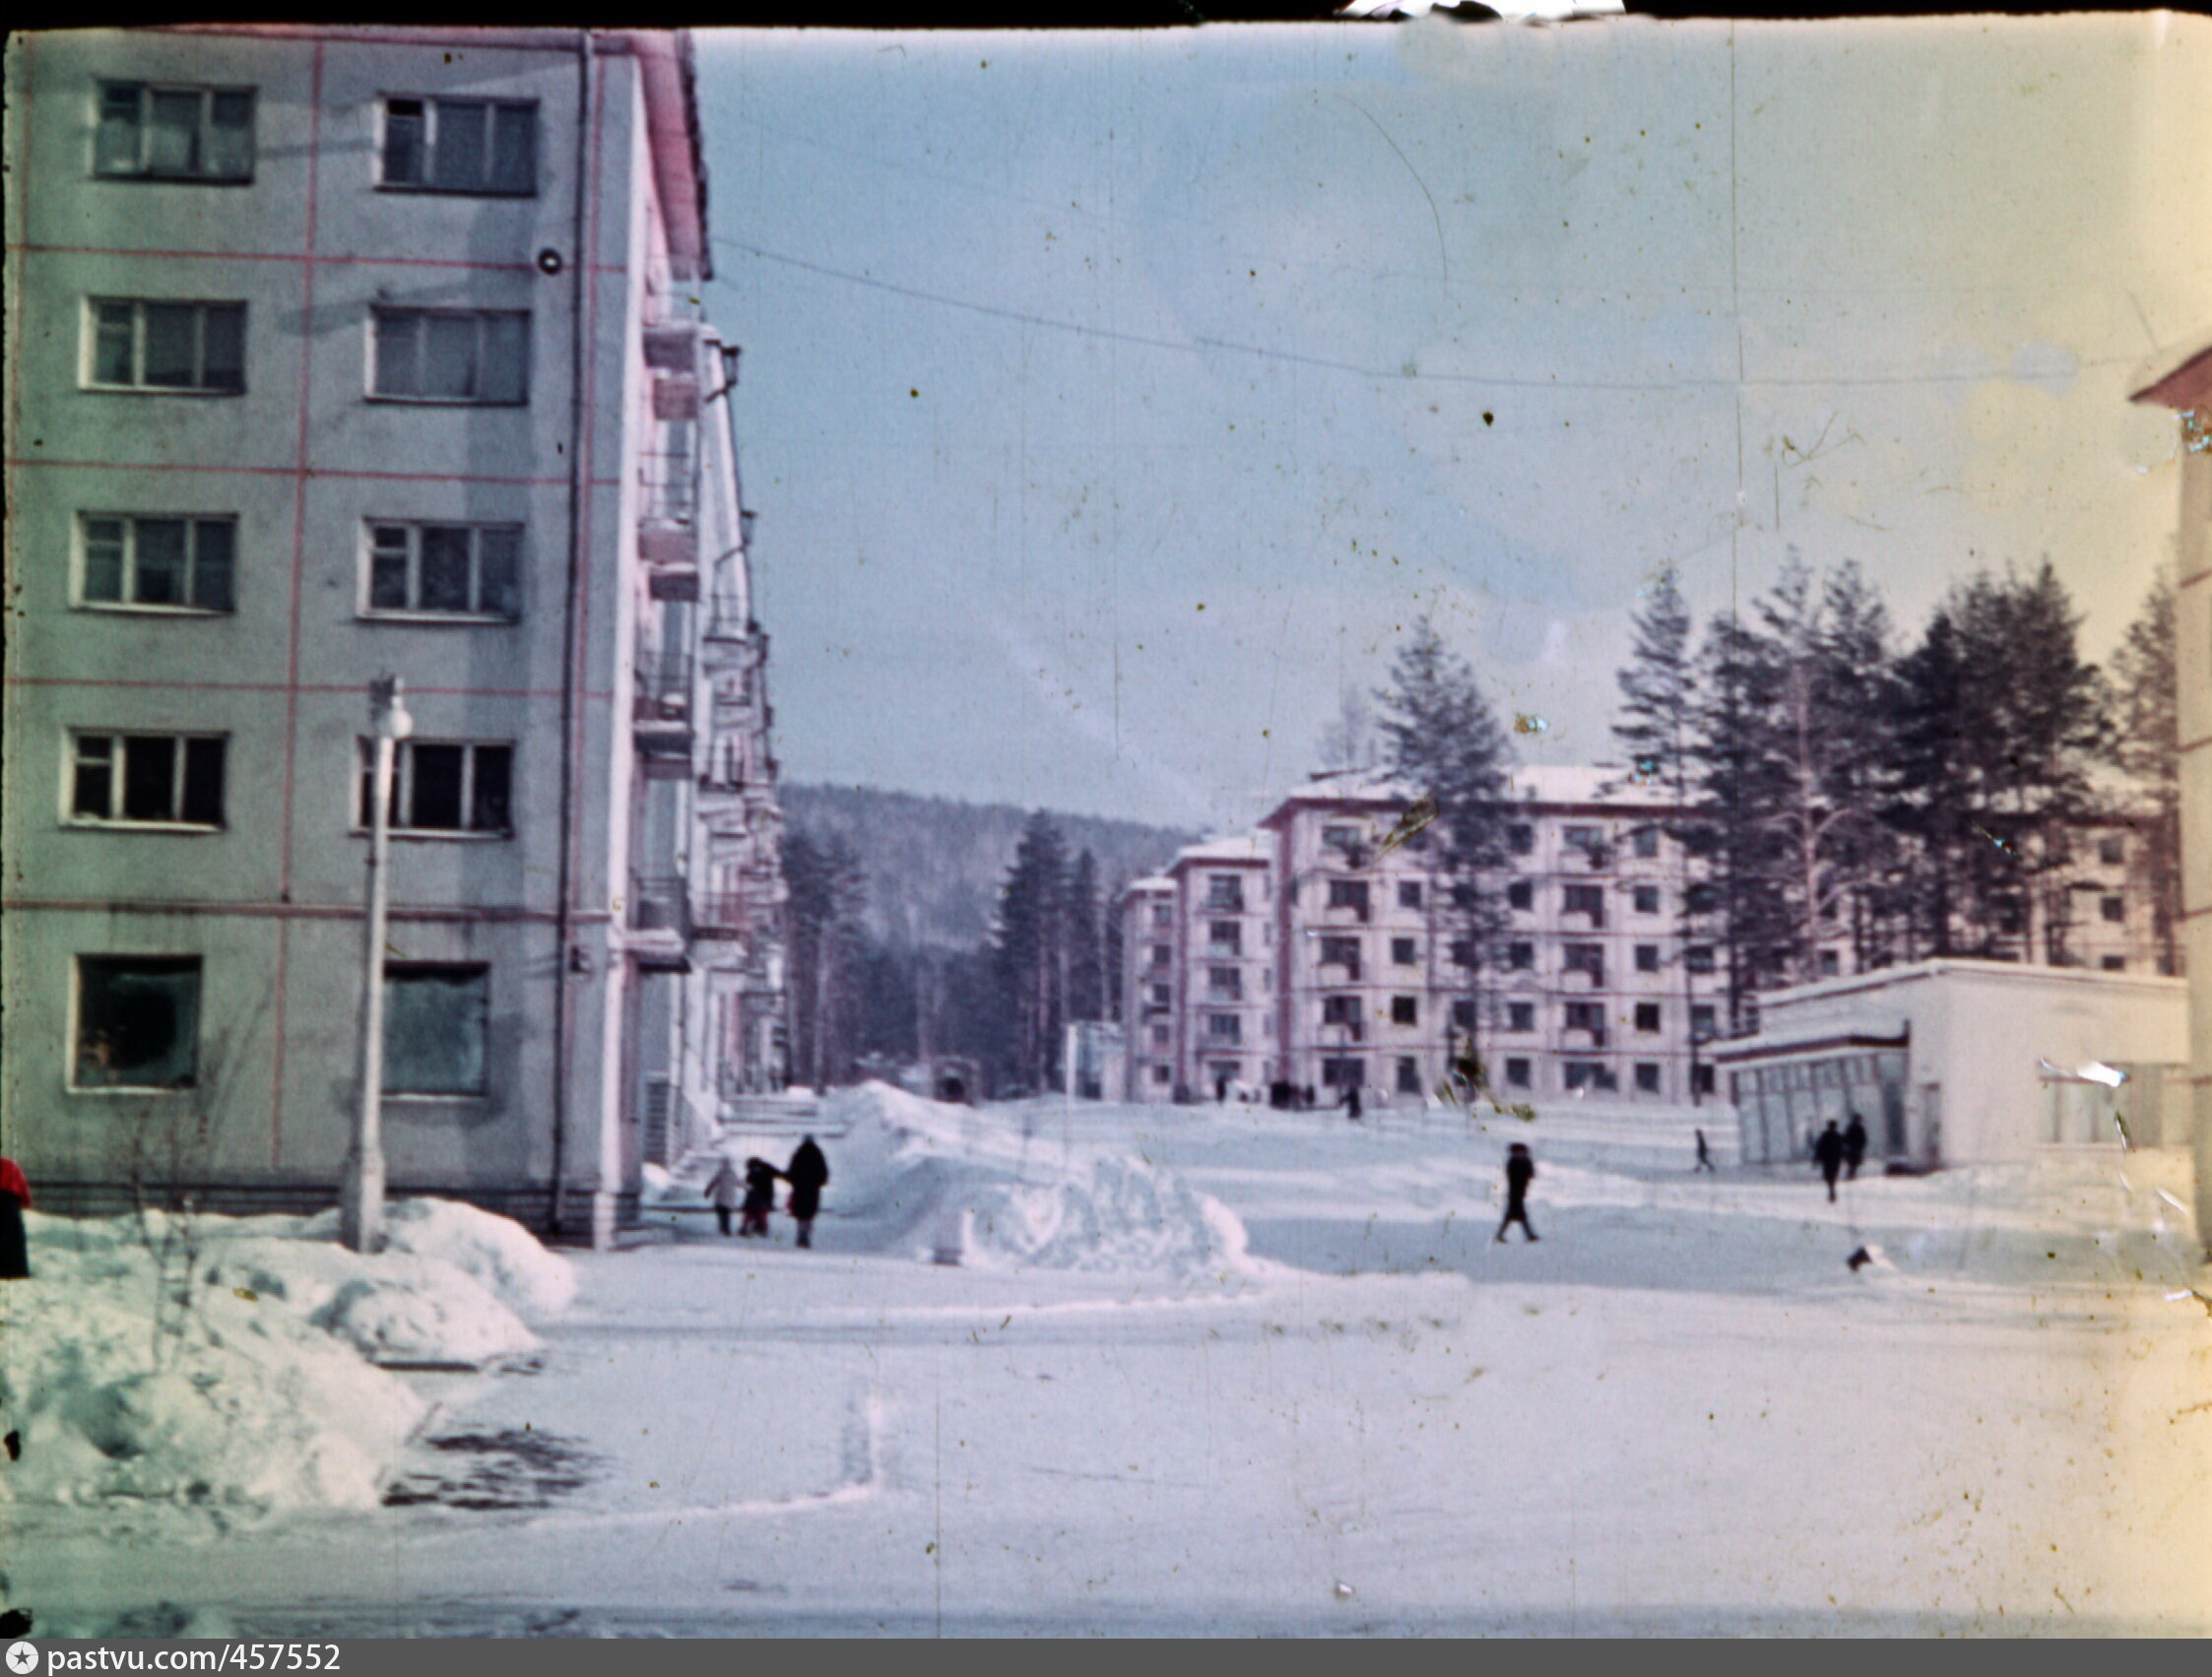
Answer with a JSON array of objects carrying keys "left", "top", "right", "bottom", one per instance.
[{"left": 780, "top": 783, "right": 1199, "bottom": 950}]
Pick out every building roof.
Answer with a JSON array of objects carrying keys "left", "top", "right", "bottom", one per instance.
[
  {"left": 1123, "top": 875, "right": 1175, "bottom": 896},
  {"left": 1171, "top": 834, "right": 1273, "bottom": 869},
  {"left": 2128, "top": 334, "right": 2212, "bottom": 410},
  {"left": 613, "top": 30, "right": 711, "bottom": 282},
  {"left": 1506, "top": 765, "right": 1680, "bottom": 809}
]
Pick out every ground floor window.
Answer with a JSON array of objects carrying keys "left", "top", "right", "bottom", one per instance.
[
  {"left": 383, "top": 964, "right": 488, "bottom": 1094},
  {"left": 75, "top": 955, "right": 201, "bottom": 1088},
  {"left": 1396, "top": 1056, "right": 1420, "bottom": 1094},
  {"left": 1635, "top": 1062, "right": 1661, "bottom": 1093},
  {"left": 1504, "top": 1057, "right": 1530, "bottom": 1088},
  {"left": 1150, "top": 1063, "right": 1170, "bottom": 1084},
  {"left": 1321, "top": 1056, "right": 1365, "bottom": 1088},
  {"left": 1563, "top": 1061, "right": 1617, "bottom": 1092}
]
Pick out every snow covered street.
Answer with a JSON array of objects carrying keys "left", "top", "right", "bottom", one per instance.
[{"left": 13, "top": 1088, "right": 2212, "bottom": 1636}]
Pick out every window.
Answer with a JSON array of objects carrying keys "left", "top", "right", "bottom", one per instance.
[
  {"left": 2099, "top": 836, "right": 2125, "bottom": 867},
  {"left": 70, "top": 733, "right": 226, "bottom": 826},
  {"left": 1635, "top": 1062, "right": 1661, "bottom": 1094},
  {"left": 95, "top": 82, "right": 254, "bottom": 181},
  {"left": 1634, "top": 885, "right": 1660, "bottom": 915},
  {"left": 1150, "top": 1064, "right": 1171, "bottom": 1084},
  {"left": 1204, "top": 874, "right": 1246, "bottom": 912},
  {"left": 1564, "top": 1062, "right": 1615, "bottom": 1092},
  {"left": 1327, "top": 879, "right": 1371, "bottom": 917},
  {"left": 2101, "top": 955, "right": 2126, "bottom": 972},
  {"left": 1507, "top": 879, "right": 1532, "bottom": 911},
  {"left": 1398, "top": 880, "right": 1422, "bottom": 910},
  {"left": 1818, "top": 949, "right": 1841, "bottom": 976},
  {"left": 364, "top": 522, "right": 521, "bottom": 618},
  {"left": 1322, "top": 995, "right": 1359, "bottom": 1026},
  {"left": 1692, "top": 1064, "right": 1716, "bottom": 1096},
  {"left": 379, "top": 97, "right": 537, "bottom": 194},
  {"left": 1634, "top": 1001, "right": 1661, "bottom": 1034},
  {"left": 1506, "top": 941, "right": 1533, "bottom": 971},
  {"left": 370, "top": 308, "right": 528, "bottom": 403},
  {"left": 1451, "top": 1000, "right": 1478, "bottom": 1033},
  {"left": 1507, "top": 1001, "right": 1535, "bottom": 1033},
  {"left": 1150, "top": 904, "right": 1173, "bottom": 929},
  {"left": 1632, "top": 826, "right": 1659, "bottom": 859},
  {"left": 1149, "top": 1024, "right": 1170, "bottom": 1047},
  {"left": 1391, "top": 996, "right": 1418, "bottom": 1026},
  {"left": 383, "top": 965, "right": 488, "bottom": 1095},
  {"left": 1564, "top": 1000, "right": 1605, "bottom": 1037},
  {"left": 1206, "top": 967, "right": 1243, "bottom": 1001},
  {"left": 1149, "top": 942, "right": 1172, "bottom": 969},
  {"left": 1321, "top": 1056, "right": 1365, "bottom": 1088},
  {"left": 1635, "top": 944, "right": 1660, "bottom": 974},
  {"left": 1149, "top": 983, "right": 1172, "bottom": 1006},
  {"left": 86, "top": 298, "right": 244, "bottom": 393},
  {"left": 1564, "top": 884, "right": 1605, "bottom": 925},
  {"left": 1204, "top": 1012, "right": 1242, "bottom": 1046},
  {"left": 1563, "top": 942, "right": 1605, "bottom": 981},
  {"left": 1207, "top": 921, "right": 1242, "bottom": 957},
  {"left": 1391, "top": 936, "right": 1418, "bottom": 966},
  {"left": 1397, "top": 1057, "right": 1421, "bottom": 1094},
  {"left": 1685, "top": 883, "right": 1719, "bottom": 915},
  {"left": 1319, "top": 935, "right": 1361, "bottom": 971},
  {"left": 1323, "top": 824, "right": 1359, "bottom": 851},
  {"left": 1504, "top": 1058, "right": 1530, "bottom": 1089},
  {"left": 1451, "top": 939, "right": 1479, "bottom": 968},
  {"left": 2101, "top": 895, "right": 2124, "bottom": 924},
  {"left": 1685, "top": 945, "right": 1716, "bottom": 974},
  {"left": 1690, "top": 1003, "right": 1717, "bottom": 1042},
  {"left": 1507, "top": 823, "right": 1533, "bottom": 855},
  {"left": 78, "top": 515, "right": 234, "bottom": 611},
  {"left": 358, "top": 740, "right": 513, "bottom": 835},
  {"left": 1563, "top": 824, "right": 1601, "bottom": 850},
  {"left": 74, "top": 955, "right": 201, "bottom": 1089}
]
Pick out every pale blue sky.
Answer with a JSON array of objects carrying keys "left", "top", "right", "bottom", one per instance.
[{"left": 695, "top": 16, "right": 2211, "bottom": 832}]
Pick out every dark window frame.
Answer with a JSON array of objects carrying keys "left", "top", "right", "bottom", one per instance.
[
  {"left": 77, "top": 513, "right": 236, "bottom": 613},
  {"left": 68, "top": 731, "right": 228, "bottom": 827},
  {"left": 73, "top": 954, "right": 203, "bottom": 1091},
  {"left": 357, "top": 738, "right": 515, "bottom": 837}
]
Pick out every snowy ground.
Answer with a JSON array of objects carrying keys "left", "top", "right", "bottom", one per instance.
[{"left": 11, "top": 1087, "right": 2211, "bottom": 1637}]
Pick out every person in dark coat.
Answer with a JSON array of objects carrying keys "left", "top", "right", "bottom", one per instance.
[
  {"left": 1842, "top": 1114, "right": 1869, "bottom": 1181},
  {"left": 1340, "top": 1084, "right": 1363, "bottom": 1123},
  {"left": 0, "top": 1157, "right": 32, "bottom": 1279},
  {"left": 1812, "top": 1121, "right": 1847, "bottom": 1202},
  {"left": 785, "top": 1135, "right": 829, "bottom": 1250},
  {"left": 740, "top": 1156, "right": 781, "bottom": 1238},
  {"left": 1495, "top": 1142, "right": 1538, "bottom": 1243},
  {"left": 1694, "top": 1129, "right": 1717, "bottom": 1173}
]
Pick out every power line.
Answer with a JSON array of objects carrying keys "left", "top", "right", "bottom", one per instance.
[{"left": 711, "top": 232, "right": 2142, "bottom": 394}]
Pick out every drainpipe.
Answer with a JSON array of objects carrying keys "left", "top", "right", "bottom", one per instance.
[{"left": 547, "top": 29, "right": 594, "bottom": 1238}]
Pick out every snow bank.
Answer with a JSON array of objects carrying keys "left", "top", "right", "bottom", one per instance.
[
  {"left": 827, "top": 1083, "right": 1259, "bottom": 1280},
  {"left": 2, "top": 1198, "right": 574, "bottom": 1518}
]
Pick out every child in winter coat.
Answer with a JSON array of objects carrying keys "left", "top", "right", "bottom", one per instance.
[
  {"left": 740, "top": 1157, "right": 781, "bottom": 1238},
  {"left": 702, "top": 1156, "right": 744, "bottom": 1238}
]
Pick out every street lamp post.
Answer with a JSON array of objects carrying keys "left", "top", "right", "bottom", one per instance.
[{"left": 341, "top": 675, "right": 412, "bottom": 1254}]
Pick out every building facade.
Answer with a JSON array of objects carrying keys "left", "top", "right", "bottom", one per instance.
[
  {"left": 2131, "top": 341, "right": 2212, "bottom": 1253},
  {"left": 1118, "top": 766, "right": 2169, "bottom": 1114},
  {"left": 2, "top": 27, "right": 787, "bottom": 1246}
]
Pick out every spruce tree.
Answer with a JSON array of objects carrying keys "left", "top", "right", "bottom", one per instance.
[
  {"left": 1065, "top": 850, "right": 1106, "bottom": 1023},
  {"left": 990, "top": 812, "right": 1071, "bottom": 1092},
  {"left": 2109, "top": 570, "right": 2179, "bottom": 975}
]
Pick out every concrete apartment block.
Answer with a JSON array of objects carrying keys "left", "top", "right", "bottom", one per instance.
[{"left": 3, "top": 28, "right": 788, "bottom": 1246}]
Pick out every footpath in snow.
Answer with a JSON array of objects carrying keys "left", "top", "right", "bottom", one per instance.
[{"left": 11, "top": 1083, "right": 2212, "bottom": 1636}]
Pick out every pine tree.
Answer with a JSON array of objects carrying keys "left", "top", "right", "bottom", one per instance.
[
  {"left": 782, "top": 831, "right": 869, "bottom": 1087},
  {"left": 1815, "top": 561, "right": 1905, "bottom": 968},
  {"left": 2107, "top": 569, "right": 2180, "bottom": 975},
  {"left": 1687, "top": 609, "right": 1791, "bottom": 1034},
  {"left": 1065, "top": 850, "right": 1106, "bottom": 1023},
  {"left": 1376, "top": 617, "right": 1515, "bottom": 1058},
  {"left": 990, "top": 812, "right": 1072, "bottom": 1092}
]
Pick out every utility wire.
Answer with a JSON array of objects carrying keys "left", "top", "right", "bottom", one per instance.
[{"left": 711, "top": 233, "right": 2142, "bottom": 395}]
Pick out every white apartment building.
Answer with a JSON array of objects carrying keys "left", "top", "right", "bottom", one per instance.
[{"left": 2, "top": 27, "right": 787, "bottom": 1246}]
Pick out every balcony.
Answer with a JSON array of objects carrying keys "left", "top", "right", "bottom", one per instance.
[
  {"left": 633, "top": 652, "right": 694, "bottom": 775},
  {"left": 693, "top": 892, "right": 749, "bottom": 940},
  {"left": 636, "top": 450, "right": 700, "bottom": 599},
  {"left": 628, "top": 873, "right": 691, "bottom": 967}
]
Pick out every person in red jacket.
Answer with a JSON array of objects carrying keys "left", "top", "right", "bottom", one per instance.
[{"left": 0, "top": 1158, "right": 32, "bottom": 1280}]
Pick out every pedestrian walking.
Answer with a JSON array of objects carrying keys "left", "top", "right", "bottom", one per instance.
[
  {"left": 785, "top": 1134, "right": 830, "bottom": 1250},
  {"left": 0, "top": 1157, "right": 31, "bottom": 1279},
  {"left": 1694, "top": 1128, "right": 1716, "bottom": 1173},
  {"left": 1340, "top": 1084, "right": 1363, "bottom": 1123},
  {"left": 702, "top": 1155, "right": 743, "bottom": 1238},
  {"left": 1843, "top": 1114, "right": 1869, "bottom": 1181},
  {"left": 1812, "top": 1121, "right": 1847, "bottom": 1203},
  {"left": 1495, "top": 1142, "right": 1538, "bottom": 1243},
  {"left": 740, "top": 1156, "right": 781, "bottom": 1238}
]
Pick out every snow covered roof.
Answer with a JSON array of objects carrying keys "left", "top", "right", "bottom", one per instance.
[
  {"left": 1507, "top": 765, "right": 1680, "bottom": 809},
  {"left": 1123, "top": 875, "right": 1175, "bottom": 896},
  {"left": 1172, "top": 833, "right": 1273, "bottom": 868}
]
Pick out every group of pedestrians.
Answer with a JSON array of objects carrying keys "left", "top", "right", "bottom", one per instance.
[
  {"left": 702, "top": 1134, "right": 830, "bottom": 1249},
  {"left": 1811, "top": 1115, "right": 1870, "bottom": 1201}
]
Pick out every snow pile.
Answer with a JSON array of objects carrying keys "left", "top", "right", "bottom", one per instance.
[
  {"left": 827, "top": 1083, "right": 1259, "bottom": 1279},
  {"left": 2, "top": 1198, "right": 573, "bottom": 1517}
]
